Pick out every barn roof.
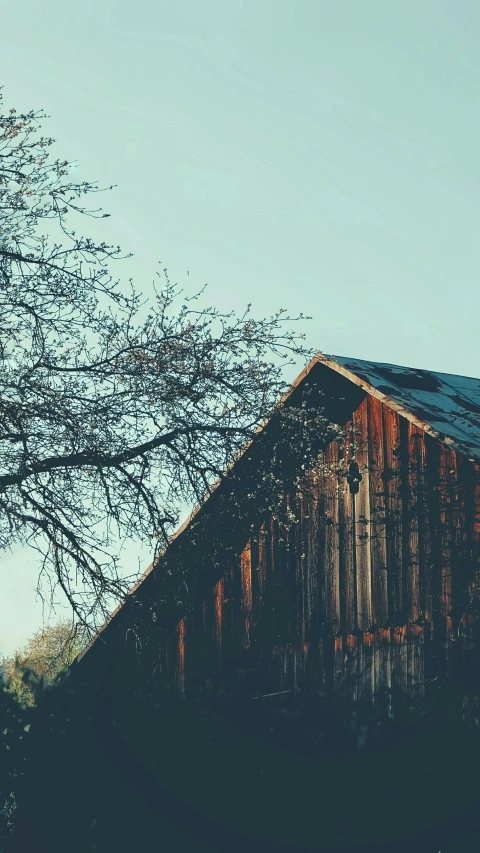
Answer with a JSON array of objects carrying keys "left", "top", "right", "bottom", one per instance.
[{"left": 321, "top": 354, "right": 480, "bottom": 462}]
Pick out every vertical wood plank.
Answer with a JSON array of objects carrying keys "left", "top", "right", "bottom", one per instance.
[
  {"left": 418, "top": 432, "right": 433, "bottom": 623},
  {"left": 424, "top": 438, "right": 443, "bottom": 680},
  {"left": 258, "top": 522, "right": 267, "bottom": 598},
  {"left": 213, "top": 578, "right": 224, "bottom": 664},
  {"left": 191, "top": 593, "right": 210, "bottom": 676},
  {"left": 222, "top": 556, "right": 236, "bottom": 661},
  {"left": 383, "top": 407, "right": 404, "bottom": 624},
  {"left": 392, "top": 625, "right": 408, "bottom": 697},
  {"left": 269, "top": 515, "right": 280, "bottom": 642},
  {"left": 177, "top": 617, "right": 186, "bottom": 695},
  {"left": 307, "top": 639, "right": 325, "bottom": 695},
  {"left": 271, "top": 504, "right": 287, "bottom": 645},
  {"left": 285, "top": 492, "right": 299, "bottom": 643},
  {"left": 254, "top": 521, "right": 267, "bottom": 643},
  {"left": 344, "top": 634, "right": 358, "bottom": 703},
  {"left": 340, "top": 423, "right": 355, "bottom": 633},
  {"left": 301, "top": 640, "right": 310, "bottom": 693},
  {"left": 333, "top": 635, "right": 344, "bottom": 692},
  {"left": 359, "top": 631, "right": 375, "bottom": 703},
  {"left": 374, "top": 627, "right": 392, "bottom": 704},
  {"left": 263, "top": 517, "right": 276, "bottom": 644},
  {"left": 473, "top": 465, "right": 480, "bottom": 589},
  {"left": 240, "top": 540, "right": 252, "bottom": 648},
  {"left": 165, "top": 633, "right": 170, "bottom": 684},
  {"left": 249, "top": 533, "right": 259, "bottom": 643},
  {"left": 451, "top": 453, "right": 467, "bottom": 636},
  {"left": 295, "top": 487, "right": 307, "bottom": 643},
  {"left": 439, "top": 446, "right": 454, "bottom": 627},
  {"left": 353, "top": 399, "right": 372, "bottom": 630},
  {"left": 292, "top": 644, "right": 300, "bottom": 695},
  {"left": 324, "top": 442, "right": 341, "bottom": 634},
  {"left": 461, "top": 464, "right": 480, "bottom": 685},
  {"left": 367, "top": 396, "right": 388, "bottom": 627},
  {"left": 272, "top": 494, "right": 291, "bottom": 645},
  {"left": 406, "top": 424, "right": 422, "bottom": 622},
  {"left": 305, "top": 469, "right": 320, "bottom": 641},
  {"left": 440, "top": 446, "right": 457, "bottom": 677},
  {"left": 407, "top": 623, "right": 424, "bottom": 697}
]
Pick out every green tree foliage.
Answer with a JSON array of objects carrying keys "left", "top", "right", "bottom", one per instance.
[
  {"left": 0, "top": 620, "right": 87, "bottom": 708},
  {"left": 0, "top": 620, "right": 86, "bottom": 847}
]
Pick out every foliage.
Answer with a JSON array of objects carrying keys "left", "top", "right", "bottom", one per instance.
[
  {"left": 0, "top": 682, "right": 27, "bottom": 849},
  {"left": 0, "top": 620, "right": 87, "bottom": 708},
  {"left": 0, "top": 86, "right": 321, "bottom": 630},
  {"left": 0, "top": 620, "right": 86, "bottom": 848}
]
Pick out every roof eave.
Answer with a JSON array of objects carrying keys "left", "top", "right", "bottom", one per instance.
[{"left": 320, "top": 354, "right": 475, "bottom": 461}]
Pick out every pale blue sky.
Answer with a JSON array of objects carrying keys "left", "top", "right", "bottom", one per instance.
[{"left": 1, "top": 0, "right": 480, "bottom": 654}]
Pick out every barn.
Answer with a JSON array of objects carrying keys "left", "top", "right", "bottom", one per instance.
[
  {"left": 75, "top": 351, "right": 480, "bottom": 705},
  {"left": 11, "top": 353, "right": 480, "bottom": 853}
]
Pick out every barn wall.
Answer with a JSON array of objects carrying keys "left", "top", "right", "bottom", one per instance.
[{"left": 164, "top": 394, "right": 480, "bottom": 704}]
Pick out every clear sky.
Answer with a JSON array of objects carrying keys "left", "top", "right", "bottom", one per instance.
[{"left": 1, "top": 0, "right": 480, "bottom": 655}]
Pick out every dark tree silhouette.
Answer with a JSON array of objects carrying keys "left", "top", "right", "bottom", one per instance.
[{"left": 0, "top": 88, "right": 319, "bottom": 630}]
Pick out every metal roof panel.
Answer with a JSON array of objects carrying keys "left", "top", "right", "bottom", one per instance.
[{"left": 324, "top": 355, "right": 480, "bottom": 460}]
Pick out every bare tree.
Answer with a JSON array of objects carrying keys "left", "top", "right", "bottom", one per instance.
[{"left": 0, "top": 88, "right": 319, "bottom": 631}]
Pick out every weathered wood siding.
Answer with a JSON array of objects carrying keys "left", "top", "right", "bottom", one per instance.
[{"left": 164, "top": 394, "right": 480, "bottom": 703}]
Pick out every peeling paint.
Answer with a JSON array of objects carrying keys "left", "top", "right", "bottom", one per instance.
[
  {"left": 177, "top": 618, "right": 185, "bottom": 695},
  {"left": 241, "top": 542, "right": 253, "bottom": 648}
]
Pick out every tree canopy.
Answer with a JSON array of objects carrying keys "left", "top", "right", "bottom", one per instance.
[
  {"left": 0, "top": 88, "right": 319, "bottom": 631},
  {"left": 0, "top": 620, "right": 87, "bottom": 708}
]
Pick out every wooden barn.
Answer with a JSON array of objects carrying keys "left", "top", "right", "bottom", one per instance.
[
  {"left": 75, "top": 351, "right": 480, "bottom": 705},
  {"left": 11, "top": 353, "right": 480, "bottom": 853}
]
